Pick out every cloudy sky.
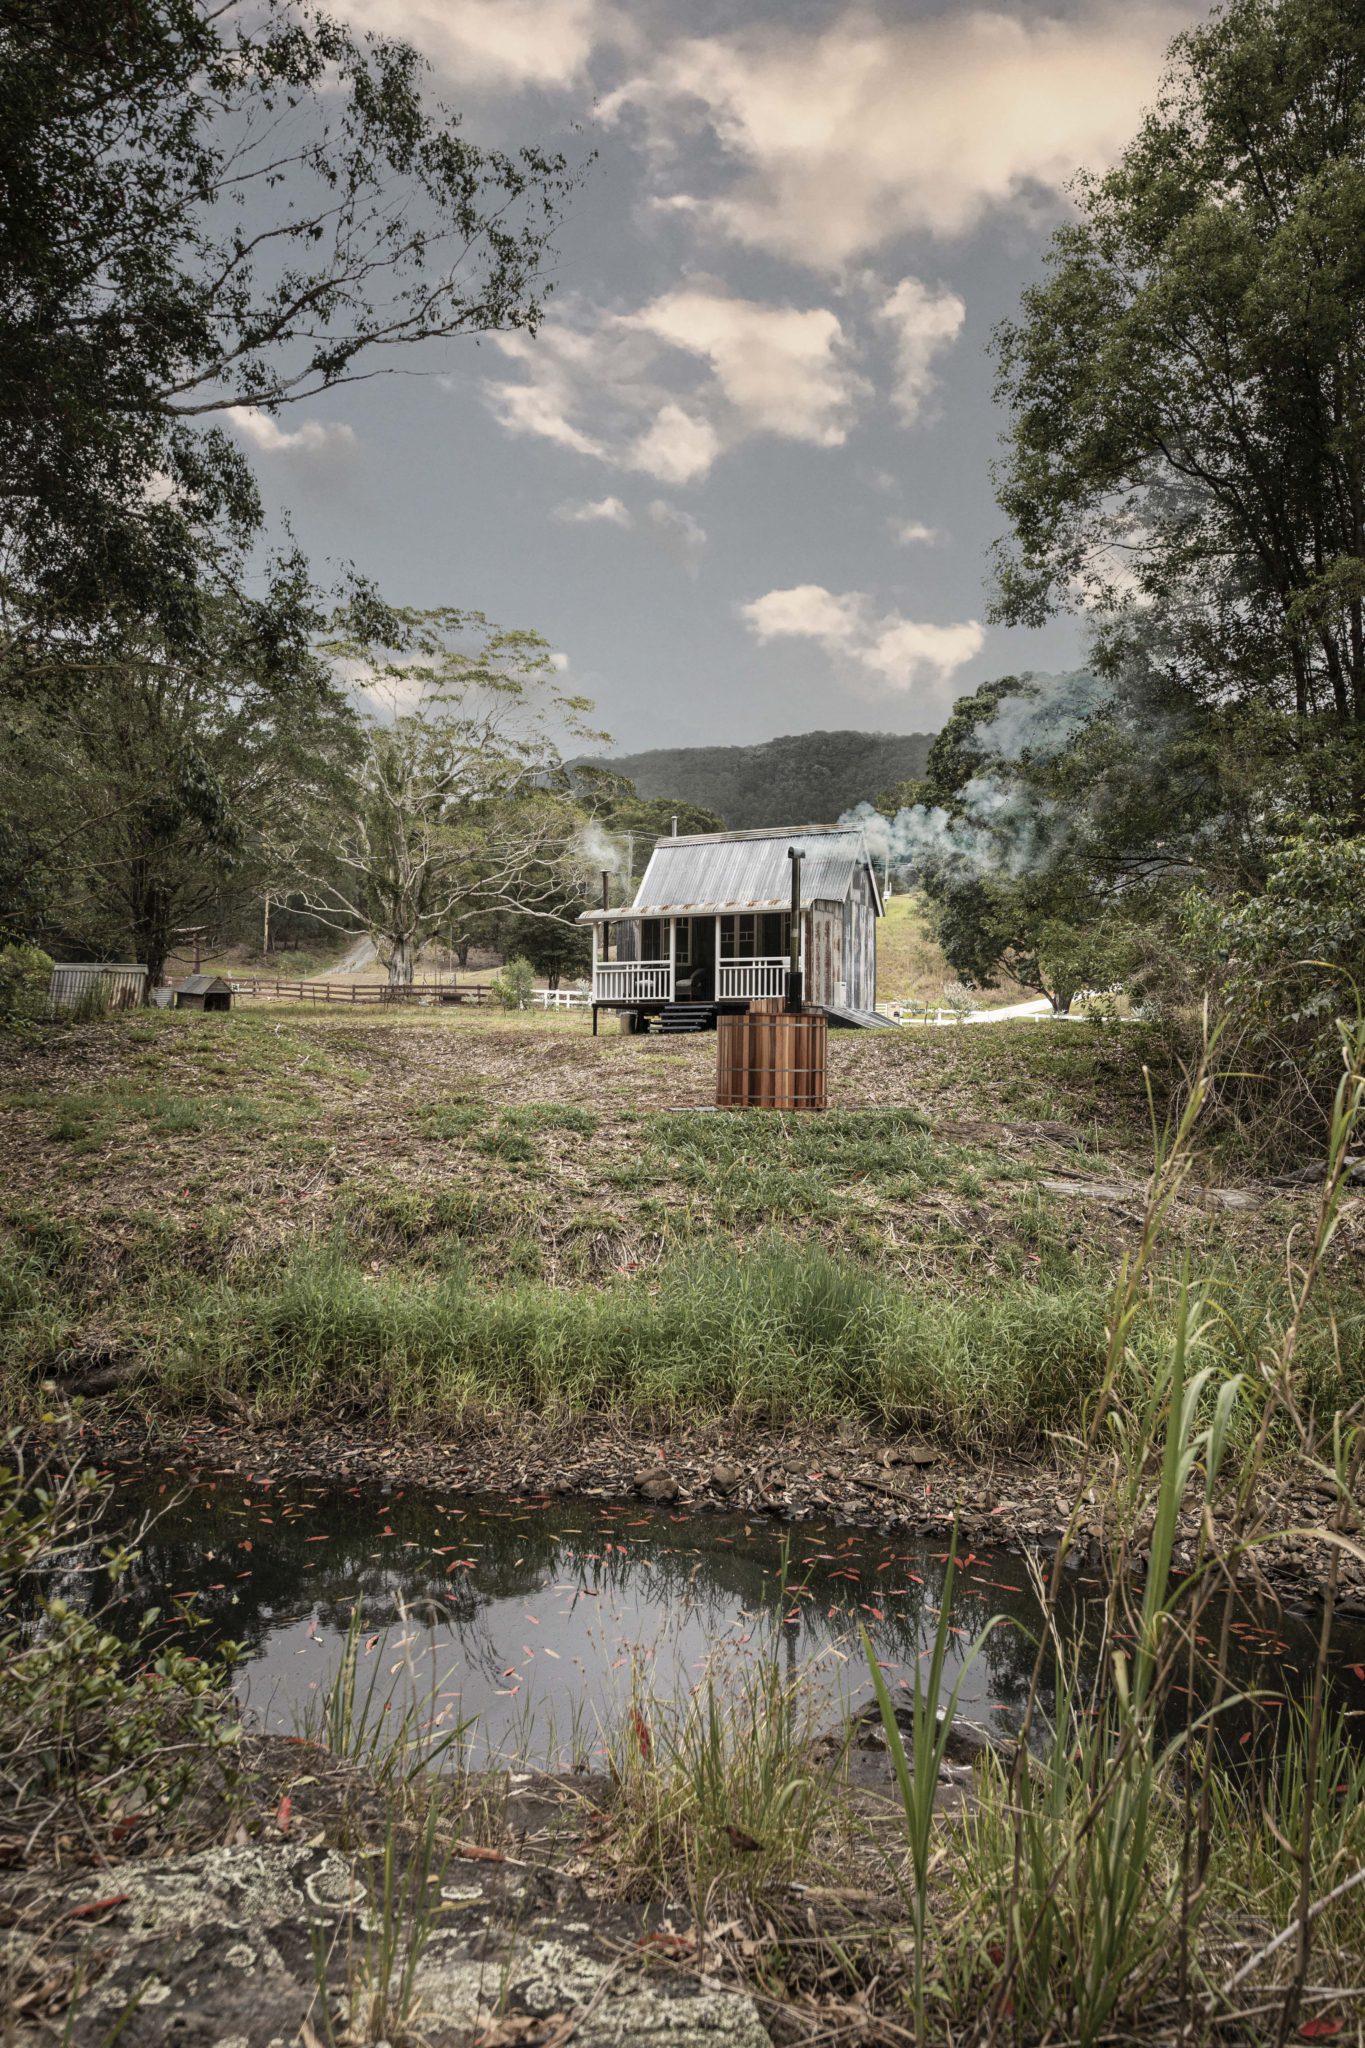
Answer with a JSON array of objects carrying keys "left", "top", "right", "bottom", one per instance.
[{"left": 234, "top": 0, "right": 1196, "bottom": 753}]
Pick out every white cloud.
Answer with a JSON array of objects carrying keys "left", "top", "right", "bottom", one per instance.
[
  {"left": 605, "top": 4, "right": 1187, "bottom": 266},
  {"left": 227, "top": 406, "right": 356, "bottom": 458},
  {"left": 557, "top": 495, "right": 633, "bottom": 525},
  {"left": 878, "top": 279, "right": 965, "bottom": 425},
  {"left": 629, "top": 290, "right": 864, "bottom": 446},
  {"left": 894, "top": 519, "right": 944, "bottom": 548},
  {"left": 740, "top": 583, "right": 983, "bottom": 703},
  {"left": 328, "top": 0, "right": 607, "bottom": 88},
  {"left": 627, "top": 403, "right": 720, "bottom": 485},
  {"left": 645, "top": 497, "right": 707, "bottom": 573},
  {"left": 484, "top": 286, "right": 861, "bottom": 484},
  {"left": 549, "top": 650, "right": 571, "bottom": 671}
]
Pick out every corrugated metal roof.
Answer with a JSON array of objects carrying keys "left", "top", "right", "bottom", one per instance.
[{"left": 628, "top": 825, "right": 877, "bottom": 915}]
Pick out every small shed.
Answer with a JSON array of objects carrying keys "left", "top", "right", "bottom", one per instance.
[
  {"left": 174, "top": 973, "right": 233, "bottom": 1012},
  {"left": 49, "top": 962, "right": 148, "bottom": 1012}
]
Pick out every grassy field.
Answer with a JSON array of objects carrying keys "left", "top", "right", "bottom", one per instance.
[
  {"left": 3, "top": 1002, "right": 1360, "bottom": 1441},
  {"left": 874, "top": 889, "right": 1027, "bottom": 1007}
]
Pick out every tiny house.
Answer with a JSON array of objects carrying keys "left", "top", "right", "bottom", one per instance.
[{"left": 580, "top": 823, "right": 887, "bottom": 1034}]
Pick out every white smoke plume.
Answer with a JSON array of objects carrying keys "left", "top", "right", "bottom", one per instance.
[
  {"left": 844, "top": 669, "right": 1112, "bottom": 885},
  {"left": 574, "top": 820, "right": 629, "bottom": 879},
  {"left": 982, "top": 668, "right": 1115, "bottom": 762}
]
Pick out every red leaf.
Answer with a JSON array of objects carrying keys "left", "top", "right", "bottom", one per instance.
[
  {"left": 1299, "top": 2020, "right": 1343, "bottom": 2039},
  {"left": 67, "top": 1896, "right": 128, "bottom": 1920},
  {"left": 275, "top": 1794, "right": 293, "bottom": 1835}
]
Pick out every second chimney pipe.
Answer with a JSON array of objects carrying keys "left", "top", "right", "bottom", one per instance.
[{"left": 786, "top": 848, "right": 804, "bottom": 1012}]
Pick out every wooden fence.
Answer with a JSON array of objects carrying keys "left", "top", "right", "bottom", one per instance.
[{"left": 229, "top": 977, "right": 491, "bottom": 1006}]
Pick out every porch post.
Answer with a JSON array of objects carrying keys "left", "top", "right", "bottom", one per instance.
[
  {"left": 714, "top": 914, "right": 722, "bottom": 1001},
  {"left": 590, "top": 921, "right": 598, "bottom": 998},
  {"left": 668, "top": 915, "right": 676, "bottom": 1001}
]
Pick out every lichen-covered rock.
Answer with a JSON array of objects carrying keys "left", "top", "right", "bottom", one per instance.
[{"left": 43, "top": 1844, "right": 770, "bottom": 2048}]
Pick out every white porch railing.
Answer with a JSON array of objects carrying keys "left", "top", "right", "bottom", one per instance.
[
  {"left": 717, "top": 957, "right": 791, "bottom": 1001},
  {"left": 593, "top": 962, "right": 672, "bottom": 1003}
]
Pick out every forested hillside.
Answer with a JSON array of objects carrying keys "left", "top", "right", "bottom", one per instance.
[{"left": 575, "top": 729, "right": 933, "bottom": 828}]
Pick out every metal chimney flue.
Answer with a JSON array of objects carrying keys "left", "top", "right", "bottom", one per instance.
[{"left": 786, "top": 847, "right": 804, "bottom": 1012}]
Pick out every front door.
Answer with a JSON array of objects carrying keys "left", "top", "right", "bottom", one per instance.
[{"left": 687, "top": 917, "right": 715, "bottom": 1001}]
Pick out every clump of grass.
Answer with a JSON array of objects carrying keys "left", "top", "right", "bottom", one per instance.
[
  {"left": 312, "top": 1794, "right": 453, "bottom": 2048},
  {"left": 112, "top": 1235, "right": 1117, "bottom": 1440},
  {"left": 414, "top": 1102, "right": 484, "bottom": 1141},
  {"left": 596, "top": 1650, "right": 847, "bottom": 1909}
]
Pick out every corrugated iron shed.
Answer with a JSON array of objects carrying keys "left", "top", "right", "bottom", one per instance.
[{"left": 581, "top": 824, "right": 882, "bottom": 922}]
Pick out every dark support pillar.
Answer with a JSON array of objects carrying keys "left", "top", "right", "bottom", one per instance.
[
  {"left": 786, "top": 847, "right": 804, "bottom": 1012},
  {"left": 598, "top": 872, "right": 610, "bottom": 1042}
]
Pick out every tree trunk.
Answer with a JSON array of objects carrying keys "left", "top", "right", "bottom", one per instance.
[
  {"left": 130, "top": 885, "right": 171, "bottom": 1000},
  {"left": 389, "top": 936, "right": 415, "bottom": 987}
]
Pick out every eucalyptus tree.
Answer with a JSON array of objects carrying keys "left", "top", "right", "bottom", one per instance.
[
  {"left": 0, "top": 0, "right": 579, "bottom": 681},
  {"left": 297, "top": 609, "right": 605, "bottom": 988}
]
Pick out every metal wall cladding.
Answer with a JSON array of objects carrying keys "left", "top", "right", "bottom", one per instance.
[{"left": 631, "top": 828, "right": 873, "bottom": 915}]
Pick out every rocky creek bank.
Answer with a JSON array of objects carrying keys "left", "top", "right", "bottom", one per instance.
[{"left": 54, "top": 1404, "right": 1364, "bottom": 1615}]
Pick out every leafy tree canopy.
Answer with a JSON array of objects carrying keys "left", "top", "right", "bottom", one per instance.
[
  {"left": 0, "top": 0, "right": 578, "bottom": 679},
  {"left": 992, "top": 0, "right": 1365, "bottom": 741}
]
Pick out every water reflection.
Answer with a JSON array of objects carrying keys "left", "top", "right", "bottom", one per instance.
[{"left": 91, "top": 1469, "right": 1365, "bottom": 1768}]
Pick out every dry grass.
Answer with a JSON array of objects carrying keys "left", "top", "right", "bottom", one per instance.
[{"left": 0, "top": 1002, "right": 1322, "bottom": 1300}]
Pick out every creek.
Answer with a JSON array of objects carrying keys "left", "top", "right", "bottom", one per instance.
[{"left": 94, "top": 1471, "right": 1365, "bottom": 1767}]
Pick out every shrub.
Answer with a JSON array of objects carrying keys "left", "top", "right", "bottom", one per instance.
[
  {"left": 0, "top": 1427, "right": 240, "bottom": 1845},
  {"left": 490, "top": 955, "right": 536, "bottom": 1010},
  {"left": 0, "top": 942, "right": 53, "bottom": 1029},
  {"left": 1184, "top": 821, "right": 1365, "bottom": 1146}
]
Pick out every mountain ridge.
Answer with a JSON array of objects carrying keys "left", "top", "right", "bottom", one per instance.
[{"left": 575, "top": 728, "right": 932, "bottom": 829}]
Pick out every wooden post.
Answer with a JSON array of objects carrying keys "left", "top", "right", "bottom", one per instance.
[{"left": 668, "top": 915, "right": 676, "bottom": 1001}]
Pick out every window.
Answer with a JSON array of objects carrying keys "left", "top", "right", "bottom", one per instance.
[
  {"left": 641, "top": 919, "right": 662, "bottom": 960},
  {"left": 675, "top": 920, "right": 691, "bottom": 967}
]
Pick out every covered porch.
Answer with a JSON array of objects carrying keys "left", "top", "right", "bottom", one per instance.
[{"left": 585, "top": 908, "right": 800, "bottom": 1009}]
